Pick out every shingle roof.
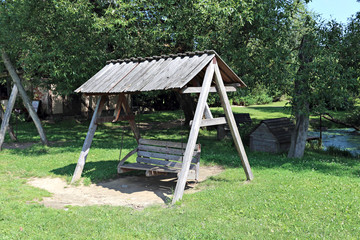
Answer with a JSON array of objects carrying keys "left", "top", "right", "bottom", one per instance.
[
  {"left": 75, "top": 50, "right": 246, "bottom": 94},
  {"left": 257, "top": 118, "right": 295, "bottom": 144}
]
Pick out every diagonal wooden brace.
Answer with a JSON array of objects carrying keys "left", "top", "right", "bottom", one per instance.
[
  {"left": 214, "top": 61, "right": 253, "bottom": 181},
  {"left": 172, "top": 58, "right": 215, "bottom": 204},
  {"left": 71, "top": 96, "right": 106, "bottom": 183}
]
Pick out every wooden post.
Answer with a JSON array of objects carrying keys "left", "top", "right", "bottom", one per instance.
[
  {"left": 214, "top": 62, "right": 253, "bottom": 181},
  {"left": 1, "top": 50, "right": 48, "bottom": 146},
  {"left": 0, "top": 103, "right": 17, "bottom": 141},
  {"left": 71, "top": 96, "right": 105, "bottom": 183},
  {"left": 172, "top": 60, "right": 215, "bottom": 204},
  {"left": 0, "top": 85, "right": 18, "bottom": 150},
  {"left": 119, "top": 94, "right": 140, "bottom": 143}
]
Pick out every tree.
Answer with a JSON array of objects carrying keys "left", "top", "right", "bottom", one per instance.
[{"left": 288, "top": 16, "right": 359, "bottom": 158}]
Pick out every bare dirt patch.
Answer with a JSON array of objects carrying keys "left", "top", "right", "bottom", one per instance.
[{"left": 27, "top": 166, "right": 224, "bottom": 209}]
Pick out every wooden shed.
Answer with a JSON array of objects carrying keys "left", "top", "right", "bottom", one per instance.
[{"left": 250, "top": 118, "right": 294, "bottom": 153}]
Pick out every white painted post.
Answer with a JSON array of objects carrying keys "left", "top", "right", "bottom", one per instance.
[
  {"left": 214, "top": 62, "right": 253, "bottom": 180},
  {"left": 172, "top": 59, "right": 215, "bottom": 204},
  {"left": 71, "top": 96, "right": 105, "bottom": 183},
  {"left": 0, "top": 85, "right": 18, "bottom": 150}
]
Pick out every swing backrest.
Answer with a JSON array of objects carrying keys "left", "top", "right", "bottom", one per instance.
[{"left": 136, "top": 139, "right": 201, "bottom": 170}]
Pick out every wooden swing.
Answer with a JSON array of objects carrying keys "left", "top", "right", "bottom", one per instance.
[
  {"left": 71, "top": 50, "right": 253, "bottom": 204},
  {"left": 117, "top": 138, "right": 201, "bottom": 181}
]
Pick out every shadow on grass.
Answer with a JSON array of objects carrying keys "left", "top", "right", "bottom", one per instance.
[{"left": 51, "top": 160, "right": 119, "bottom": 182}]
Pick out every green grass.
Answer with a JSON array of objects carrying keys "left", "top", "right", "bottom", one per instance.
[{"left": 1, "top": 102, "right": 360, "bottom": 239}]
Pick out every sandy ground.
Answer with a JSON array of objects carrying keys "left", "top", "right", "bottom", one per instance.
[{"left": 27, "top": 166, "right": 224, "bottom": 209}]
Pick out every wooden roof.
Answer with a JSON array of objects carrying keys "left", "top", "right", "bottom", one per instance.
[
  {"left": 252, "top": 118, "right": 295, "bottom": 144},
  {"left": 75, "top": 50, "right": 246, "bottom": 94}
]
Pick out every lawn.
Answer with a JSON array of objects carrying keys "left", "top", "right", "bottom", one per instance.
[{"left": 0, "top": 101, "right": 359, "bottom": 239}]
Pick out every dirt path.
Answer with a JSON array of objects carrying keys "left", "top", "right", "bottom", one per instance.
[{"left": 27, "top": 166, "right": 224, "bottom": 209}]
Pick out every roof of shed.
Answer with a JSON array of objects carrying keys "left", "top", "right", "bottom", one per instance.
[
  {"left": 75, "top": 50, "right": 246, "bottom": 94},
  {"left": 252, "top": 118, "right": 295, "bottom": 144}
]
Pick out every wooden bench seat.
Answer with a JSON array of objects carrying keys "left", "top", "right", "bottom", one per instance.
[{"left": 117, "top": 139, "right": 201, "bottom": 181}]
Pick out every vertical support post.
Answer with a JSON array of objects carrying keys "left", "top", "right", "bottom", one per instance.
[
  {"left": 214, "top": 62, "right": 253, "bottom": 181},
  {"left": 71, "top": 96, "right": 105, "bottom": 183},
  {"left": 0, "top": 103, "right": 17, "bottom": 141},
  {"left": 119, "top": 94, "right": 140, "bottom": 143},
  {"left": 0, "top": 85, "right": 18, "bottom": 150},
  {"left": 172, "top": 60, "right": 215, "bottom": 204},
  {"left": 1, "top": 50, "right": 48, "bottom": 146}
]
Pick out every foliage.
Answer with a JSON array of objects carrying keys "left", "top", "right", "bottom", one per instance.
[{"left": 0, "top": 0, "right": 106, "bottom": 95}]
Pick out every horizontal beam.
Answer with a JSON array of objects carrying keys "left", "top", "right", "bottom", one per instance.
[
  {"left": 181, "top": 86, "right": 237, "bottom": 94},
  {"left": 190, "top": 117, "right": 227, "bottom": 127}
]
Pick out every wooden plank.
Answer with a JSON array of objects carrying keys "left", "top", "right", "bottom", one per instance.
[
  {"left": 138, "top": 144, "right": 199, "bottom": 157},
  {"left": 0, "top": 84, "right": 18, "bottom": 150},
  {"left": 172, "top": 59, "right": 215, "bottom": 204},
  {"left": 1, "top": 50, "right": 48, "bottom": 146},
  {"left": 139, "top": 138, "right": 200, "bottom": 150},
  {"left": 75, "top": 64, "right": 113, "bottom": 93},
  {"left": 71, "top": 96, "right": 106, "bottom": 183},
  {"left": 180, "top": 86, "right": 237, "bottom": 94},
  {"left": 110, "top": 60, "right": 154, "bottom": 92},
  {"left": 125, "top": 59, "right": 167, "bottom": 92},
  {"left": 190, "top": 117, "right": 227, "bottom": 127},
  {"left": 118, "top": 162, "right": 179, "bottom": 173},
  {"left": 137, "top": 157, "right": 197, "bottom": 169},
  {"left": 0, "top": 101, "right": 17, "bottom": 141},
  {"left": 214, "top": 62, "right": 253, "bottom": 181},
  {"left": 177, "top": 54, "right": 215, "bottom": 89},
  {"left": 141, "top": 57, "right": 185, "bottom": 91},
  {"left": 117, "top": 148, "right": 138, "bottom": 168},
  {"left": 138, "top": 150, "right": 190, "bottom": 162}
]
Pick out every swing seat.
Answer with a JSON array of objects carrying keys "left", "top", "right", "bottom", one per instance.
[{"left": 117, "top": 139, "right": 201, "bottom": 181}]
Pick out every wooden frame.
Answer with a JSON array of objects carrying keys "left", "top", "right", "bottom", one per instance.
[
  {"left": 0, "top": 51, "right": 48, "bottom": 150},
  {"left": 71, "top": 56, "right": 253, "bottom": 204},
  {"left": 71, "top": 93, "right": 140, "bottom": 183}
]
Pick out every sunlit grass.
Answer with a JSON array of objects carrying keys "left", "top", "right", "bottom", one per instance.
[{"left": 0, "top": 102, "right": 359, "bottom": 239}]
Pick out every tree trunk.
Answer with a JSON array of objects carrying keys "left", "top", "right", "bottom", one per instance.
[
  {"left": 288, "top": 112, "right": 309, "bottom": 158},
  {"left": 288, "top": 34, "right": 313, "bottom": 158},
  {"left": 175, "top": 92, "right": 195, "bottom": 125}
]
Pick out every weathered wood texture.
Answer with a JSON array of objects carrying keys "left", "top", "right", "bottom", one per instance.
[
  {"left": 180, "top": 86, "right": 237, "bottom": 94},
  {"left": 76, "top": 51, "right": 246, "bottom": 94},
  {"left": 118, "top": 138, "right": 201, "bottom": 181},
  {"left": 0, "top": 85, "right": 18, "bottom": 150},
  {"left": 0, "top": 97, "right": 17, "bottom": 142},
  {"left": 250, "top": 118, "right": 295, "bottom": 153},
  {"left": 71, "top": 96, "right": 106, "bottom": 183},
  {"left": 1, "top": 50, "right": 48, "bottom": 146},
  {"left": 190, "top": 117, "right": 227, "bottom": 127},
  {"left": 214, "top": 62, "right": 253, "bottom": 181},
  {"left": 172, "top": 60, "right": 215, "bottom": 204}
]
